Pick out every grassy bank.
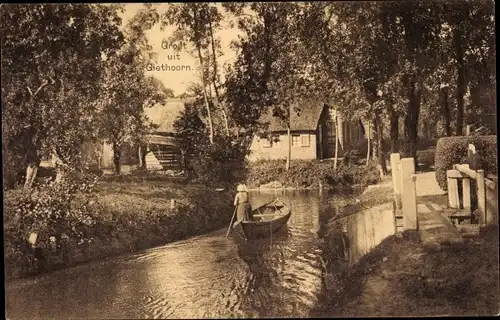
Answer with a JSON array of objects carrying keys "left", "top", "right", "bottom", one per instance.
[
  {"left": 246, "top": 159, "right": 381, "bottom": 190},
  {"left": 314, "top": 226, "right": 499, "bottom": 317},
  {"left": 4, "top": 179, "right": 233, "bottom": 280}
]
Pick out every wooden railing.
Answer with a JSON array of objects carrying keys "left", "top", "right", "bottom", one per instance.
[{"left": 447, "top": 163, "right": 497, "bottom": 226}]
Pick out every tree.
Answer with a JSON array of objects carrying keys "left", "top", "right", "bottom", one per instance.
[
  {"left": 173, "top": 103, "right": 208, "bottom": 171},
  {"left": 95, "top": 5, "right": 165, "bottom": 174},
  {"left": 1, "top": 4, "right": 125, "bottom": 189},
  {"left": 225, "top": 2, "right": 315, "bottom": 170},
  {"left": 297, "top": 2, "right": 394, "bottom": 172},
  {"left": 160, "top": 4, "right": 217, "bottom": 144},
  {"left": 439, "top": 0, "right": 495, "bottom": 136},
  {"left": 203, "top": 4, "right": 231, "bottom": 136}
]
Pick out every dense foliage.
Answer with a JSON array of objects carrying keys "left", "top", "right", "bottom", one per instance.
[
  {"left": 221, "top": 1, "right": 495, "bottom": 171},
  {"left": 434, "top": 135, "right": 497, "bottom": 190},
  {"left": 4, "top": 177, "right": 232, "bottom": 279},
  {"left": 189, "top": 136, "right": 248, "bottom": 187},
  {"left": 1, "top": 4, "right": 168, "bottom": 187},
  {"left": 246, "top": 159, "right": 381, "bottom": 190},
  {"left": 1, "top": 4, "right": 125, "bottom": 188},
  {"left": 4, "top": 169, "right": 101, "bottom": 274}
]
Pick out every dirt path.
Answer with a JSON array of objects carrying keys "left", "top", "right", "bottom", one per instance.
[{"left": 414, "top": 171, "right": 447, "bottom": 197}]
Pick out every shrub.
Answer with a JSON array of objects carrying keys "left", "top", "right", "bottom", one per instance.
[
  {"left": 245, "top": 159, "right": 380, "bottom": 190},
  {"left": 2, "top": 140, "right": 29, "bottom": 190},
  {"left": 416, "top": 147, "right": 436, "bottom": 170},
  {"left": 4, "top": 168, "right": 102, "bottom": 275},
  {"left": 189, "top": 136, "right": 247, "bottom": 187},
  {"left": 4, "top": 170, "right": 233, "bottom": 279},
  {"left": 246, "top": 159, "right": 287, "bottom": 187},
  {"left": 435, "top": 135, "right": 497, "bottom": 191},
  {"left": 349, "top": 138, "right": 393, "bottom": 158}
]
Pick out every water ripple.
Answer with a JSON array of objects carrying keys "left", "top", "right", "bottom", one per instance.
[{"left": 6, "top": 191, "right": 357, "bottom": 319}]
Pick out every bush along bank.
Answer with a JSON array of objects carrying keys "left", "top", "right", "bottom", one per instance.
[
  {"left": 245, "top": 159, "right": 381, "bottom": 191},
  {"left": 435, "top": 135, "right": 497, "bottom": 191},
  {"left": 4, "top": 173, "right": 233, "bottom": 280}
]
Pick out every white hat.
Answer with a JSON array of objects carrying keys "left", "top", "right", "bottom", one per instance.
[{"left": 237, "top": 184, "right": 247, "bottom": 192}]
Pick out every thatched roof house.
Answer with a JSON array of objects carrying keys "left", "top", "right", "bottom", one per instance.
[
  {"left": 248, "top": 101, "right": 368, "bottom": 161},
  {"left": 257, "top": 99, "right": 327, "bottom": 132}
]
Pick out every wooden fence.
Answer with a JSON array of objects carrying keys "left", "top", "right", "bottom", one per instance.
[
  {"left": 447, "top": 163, "right": 497, "bottom": 226},
  {"left": 390, "top": 153, "right": 418, "bottom": 232}
]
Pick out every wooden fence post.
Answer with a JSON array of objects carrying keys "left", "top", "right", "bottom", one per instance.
[
  {"left": 476, "top": 169, "right": 486, "bottom": 226},
  {"left": 462, "top": 164, "right": 471, "bottom": 210},
  {"left": 401, "top": 158, "right": 417, "bottom": 231},
  {"left": 447, "top": 170, "right": 460, "bottom": 209},
  {"left": 390, "top": 153, "right": 402, "bottom": 195}
]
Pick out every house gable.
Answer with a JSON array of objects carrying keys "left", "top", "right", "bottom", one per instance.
[{"left": 247, "top": 101, "right": 327, "bottom": 162}]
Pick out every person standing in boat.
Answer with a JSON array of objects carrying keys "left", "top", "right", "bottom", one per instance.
[{"left": 234, "top": 184, "right": 252, "bottom": 222}]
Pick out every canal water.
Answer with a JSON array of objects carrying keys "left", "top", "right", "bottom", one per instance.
[{"left": 6, "top": 190, "right": 381, "bottom": 319}]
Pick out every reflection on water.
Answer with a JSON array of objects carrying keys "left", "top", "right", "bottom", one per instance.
[{"left": 5, "top": 189, "right": 395, "bottom": 319}]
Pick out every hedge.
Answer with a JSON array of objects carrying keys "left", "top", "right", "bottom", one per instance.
[
  {"left": 435, "top": 135, "right": 497, "bottom": 191},
  {"left": 245, "top": 159, "right": 381, "bottom": 190}
]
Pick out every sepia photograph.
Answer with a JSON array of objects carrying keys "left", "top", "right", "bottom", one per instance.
[{"left": 2, "top": 2, "right": 498, "bottom": 318}]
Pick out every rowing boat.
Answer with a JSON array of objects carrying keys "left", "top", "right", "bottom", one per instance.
[{"left": 232, "top": 198, "right": 292, "bottom": 239}]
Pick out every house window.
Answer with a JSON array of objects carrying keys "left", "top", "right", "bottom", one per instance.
[
  {"left": 301, "top": 134, "right": 310, "bottom": 147},
  {"left": 261, "top": 138, "right": 272, "bottom": 148},
  {"left": 292, "top": 135, "right": 301, "bottom": 146},
  {"left": 274, "top": 137, "right": 282, "bottom": 148}
]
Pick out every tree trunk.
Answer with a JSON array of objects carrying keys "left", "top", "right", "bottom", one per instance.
[
  {"left": 141, "top": 145, "right": 148, "bottom": 169},
  {"left": 96, "top": 152, "right": 102, "bottom": 171},
  {"left": 402, "top": 79, "right": 422, "bottom": 171},
  {"left": 371, "top": 120, "right": 377, "bottom": 161},
  {"left": 112, "top": 142, "right": 121, "bottom": 175},
  {"left": 220, "top": 107, "right": 230, "bottom": 136},
  {"left": 334, "top": 114, "right": 339, "bottom": 169},
  {"left": 138, "top": 145, "right": 143, "bottom": 168},
  {"left": 286, "top": 125, "right": 291, "bottom": 171},
  {"left": 207, "top": 15, "right": 230, "bottom": 136},
  {"left": 53, "top": 152, "right": 67, "bottom": 184},
  {"left": 454, "top": 29, "right": 466, "bottom": 136},
  {"left": 198, "top": 58, "right": 214, "bottom": 144},
  {"left": 193, "top": 7, "right": 214, "bottom": 144},
  {"left": 24, "top": 147, "right": 40, "bottom": 190},
  {"left": 366, "top": 120, "right": 371, "bottom": 165},
  {"left": 138, "top": 145, "right": 149, "bottom": 169},
  {"left": 374, "top": 114, "right": 388, "bottom": 176},
  {"left": 440, "top": 86, "right": 452, "bottom": 136},
  {"left": 24, "top": 163, "right": 39, "bottom": 190},
  {"left": 94, "top": 142, "right": 103, "bottom": 171},
  {"left": 389, "top": 110, "right": 400, "bottom": 153}
]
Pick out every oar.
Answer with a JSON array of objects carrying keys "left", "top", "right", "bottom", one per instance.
[{"left": 225, "top": 206, "right": 238, "bottom": 238}]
